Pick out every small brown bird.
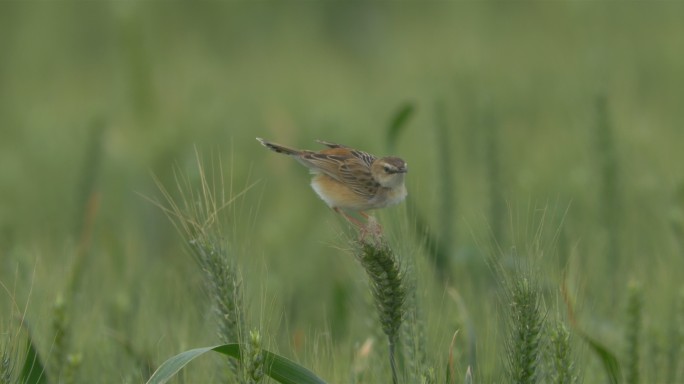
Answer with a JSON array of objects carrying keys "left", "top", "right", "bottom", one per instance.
[{"left": 257, "top": 138, "right": 408, "bottom": 226}]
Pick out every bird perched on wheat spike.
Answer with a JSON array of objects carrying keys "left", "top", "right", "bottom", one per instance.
[{"left": 257, "top": 138, "right": 408, "bottom": 228}]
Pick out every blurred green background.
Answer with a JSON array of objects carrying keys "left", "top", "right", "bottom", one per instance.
[{"left": 2, "top": 2, "right": 684, "bottom": 382}]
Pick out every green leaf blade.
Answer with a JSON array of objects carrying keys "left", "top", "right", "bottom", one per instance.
[
  {"left": 146, "top": 346, "right": 219, "bottom": 384},
  {"left": 20, "top": 325, "right": 48, "bottom": 384},
  {"left": 386, "top": 102, "right": 415, "bottom": 151},
  {"left": 261, "top": 350, "right": 326, "bottom": 384},
  {"left": 146, "top": 343, "right": 327, "bottom": 384},
  {"left": 579, "top": 332, "right": 622, "bottom": 384}
]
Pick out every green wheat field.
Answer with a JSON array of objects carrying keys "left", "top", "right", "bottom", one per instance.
[{"left": 2, "top": 3, "right": 684, "bottom": 383}]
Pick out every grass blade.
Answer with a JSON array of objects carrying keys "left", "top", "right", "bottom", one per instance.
[
  {"left": 386, "top": 102, "right": 415, "bottom": 152},
  {"left": 146, "top": 345, "right": 218, "bottom": 384},
  {"left": 146, "top": 343, "right": 327, "bottom": 384},
  {"left": 19, "top": 328, "right": 47, "bottom": 384},
  {"left": 578, "top": 333, "right": 621, "bottom": 384},
  {"left": 562, "top": 280, "right": 621, "bottom": 384}
]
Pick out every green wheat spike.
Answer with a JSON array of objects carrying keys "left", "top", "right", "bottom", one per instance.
[
  {"left": 548, "top": 322, "right": 577, "bottom": 384},
  {"left": 355, "top": 234, "right": 406, "bottom": 384},
  {"left": 506, "top": 276, "right": 544, "bottom": 384}
]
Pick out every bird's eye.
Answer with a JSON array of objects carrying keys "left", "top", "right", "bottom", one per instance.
[{"left": 383, "top": 165, "right": 391, "bottom": 173}]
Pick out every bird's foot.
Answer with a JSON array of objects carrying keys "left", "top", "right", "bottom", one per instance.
[{"left": 358, "top": 215, "right": 384, "bottom": 243}]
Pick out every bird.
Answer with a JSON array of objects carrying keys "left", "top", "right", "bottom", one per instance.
[{"left": 256, "top": 138, "right": 408, "bottom": 227}]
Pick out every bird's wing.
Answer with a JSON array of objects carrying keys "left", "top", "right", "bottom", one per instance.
[
  {"left": 314, "top": 141, "right": 375, "bottom": 168},
  {"left": 315, "top": 140, "right": 349, "bottom": 149},
  {"left": 337, "top": 157, "right": 380, "bottom": 198},
  {"left": 300, "top": 150, "right": 379, "bottom": 198}
]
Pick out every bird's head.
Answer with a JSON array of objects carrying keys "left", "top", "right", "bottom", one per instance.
[{"left": 371, "top": 156, "right": 408, "bottom": 188}]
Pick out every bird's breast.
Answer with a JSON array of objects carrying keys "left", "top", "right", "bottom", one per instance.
[{"left": 379, "top": 184, "right": 407, "bottom": 208}]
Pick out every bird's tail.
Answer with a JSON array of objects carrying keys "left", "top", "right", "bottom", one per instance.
[{"left": 256, "top": 138, "right": 301, "bottom": 156}]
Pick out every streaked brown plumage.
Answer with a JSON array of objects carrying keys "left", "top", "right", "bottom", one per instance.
[{"left": 257, "top": 138, "right": 408, "bottom": 225}]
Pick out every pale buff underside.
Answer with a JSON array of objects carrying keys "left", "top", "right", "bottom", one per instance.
[{"left": 310, "top": 173, "right": 407, "bottom": 211}]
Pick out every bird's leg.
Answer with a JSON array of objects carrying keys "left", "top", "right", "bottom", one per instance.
[
  {"left": 334, "top": 209, "right": 384, "bottom": 240},
  {"left": 355, "top": 211, "right": 384, "bottom": 240},
  {"left": 334, "top": 207, "right": 365, "bottom": 228},
  {"left": 363, "top": 213, "right": 383, "bottom": 237}
]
